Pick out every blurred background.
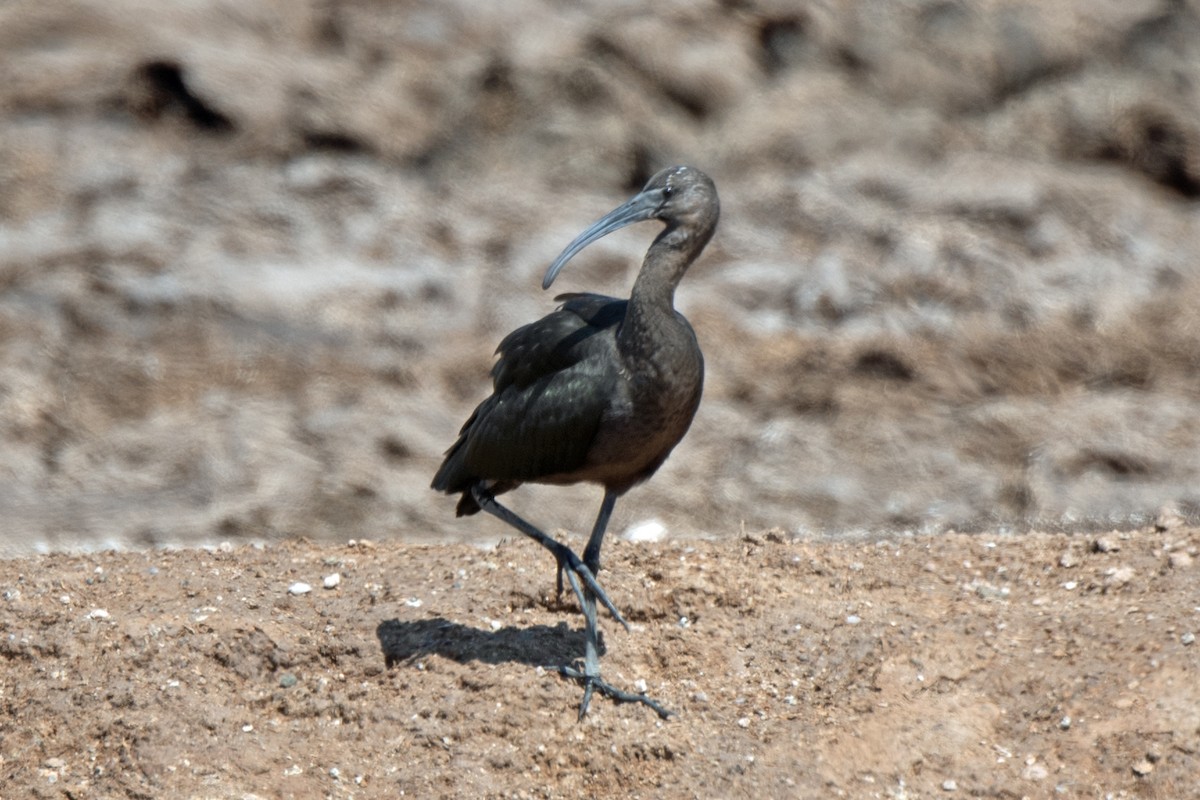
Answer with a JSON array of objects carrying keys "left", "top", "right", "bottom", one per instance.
[{"left": 2, "top": 0, "right": 1199, "bottom": 555}]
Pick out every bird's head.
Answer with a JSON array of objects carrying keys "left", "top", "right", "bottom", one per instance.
[{"left": 543, "top": 166, "right": 719, "bottom": 290}]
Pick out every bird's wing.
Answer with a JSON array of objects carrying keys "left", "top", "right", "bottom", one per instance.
[
  {"left": 433, "top": 295, "right": 627, "bottom": 488},
  {"left": 490, "top": 294, "right": 625, "bottom": 391}
]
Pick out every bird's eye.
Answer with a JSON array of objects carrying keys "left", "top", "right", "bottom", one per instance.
[{"left": 662, "top": 185, "right": 674, "bottom": 199}]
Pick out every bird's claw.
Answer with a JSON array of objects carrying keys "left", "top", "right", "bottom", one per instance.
[{"left": 558, "top": 664, "right": 674, "bottom": 721}]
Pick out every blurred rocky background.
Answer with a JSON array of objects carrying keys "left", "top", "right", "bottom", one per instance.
[{"left": 2, "top": 0, "right": 1199, "bottom": 554}]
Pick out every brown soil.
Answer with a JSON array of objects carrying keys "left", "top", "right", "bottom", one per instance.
[{"left": 3, "top": 525, "right": 1198, "bottom": 798}]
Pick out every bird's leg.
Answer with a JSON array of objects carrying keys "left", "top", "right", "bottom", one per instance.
[
  {"left": 584, "top": 489, "right": 617, "bottom": 575},
  {"left": 558, "top": 568, "right": 674, "bottom": 721},
  {"left": 555, "top": 489, "right": 618, "bottom": 602},
  {"left": 472, "top": 485, "right": 669, "bottom": 719},
  {"left": 470, "top": 484, "right": 628, "bottom": 631}
]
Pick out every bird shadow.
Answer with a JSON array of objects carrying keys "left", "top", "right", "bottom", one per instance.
[{"left": 375, "top": 617, "right": 605, "bottom": 670}]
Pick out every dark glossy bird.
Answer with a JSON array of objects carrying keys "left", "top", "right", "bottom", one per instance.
[{"left": 432, "top": 165, "right": 719, "bottom": 719}]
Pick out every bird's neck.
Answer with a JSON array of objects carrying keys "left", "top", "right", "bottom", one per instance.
[{"left": 619, "top": 225, "right": 701, "bottom": 356}]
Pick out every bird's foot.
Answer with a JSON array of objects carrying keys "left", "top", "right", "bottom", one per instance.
[
  {"left": 558, "top": 664, "right": 674, "bottom": 721},
  {"left": 554, "top": 547, "right": 629, "bottom": 632}
]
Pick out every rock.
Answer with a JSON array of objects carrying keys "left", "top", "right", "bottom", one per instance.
[
  {"left": 1022, "top": 762, "right": 1049, "bottom": 781},
  {"left": 288, "top": 582, "right": 312, "bottom": 596},
  {"left": 1154, "top": 506, "right": 1185, "bottom": 531},
  {"left": 1103, "top": 566, "right": 1135, "bottom": 589},
  {"left": 623, "top": 519, "right": 668, "bottom": 543}
]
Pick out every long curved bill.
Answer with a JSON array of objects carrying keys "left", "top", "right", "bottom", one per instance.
[{"left": 543, "top": 187, "right": 664, "bottom": 289}]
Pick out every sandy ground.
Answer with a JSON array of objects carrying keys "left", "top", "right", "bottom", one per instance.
[{"left": 3, "top": 523, "right": 1198, "bottom": 798}]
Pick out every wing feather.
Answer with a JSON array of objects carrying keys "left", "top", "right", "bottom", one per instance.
[{"left": 431, "top": 295, "right": 626, "bottom": 493}]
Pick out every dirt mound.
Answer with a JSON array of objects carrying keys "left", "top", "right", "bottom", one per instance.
[{"left": 3, "top": 527, "right": 1197, "bottom": 797}]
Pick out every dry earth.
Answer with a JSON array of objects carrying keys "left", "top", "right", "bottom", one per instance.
[
  {"left": 4, "top": 1, "right": 1200, "bottom": 798},
  {"left": 3, "top": 525, "right": 1199, "bottom": 798}
]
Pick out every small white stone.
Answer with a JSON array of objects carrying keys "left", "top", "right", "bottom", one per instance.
[
  {"left": 634, "top": 678, "right": 648, "bottom": 693},
  {"left": 1182, "top": 632, "right": 1195, "bottom": 646},
  {"left": 623, "top": 518, "right": 667, "bottom": 543},
  {"left": 404, "top": 597, "right": 423, "bottom": 607},
  {"left": 1022, "top": 762, "right": 1048, "bottom": 781},
  {"left": 87, "top": 608, "right": 110, "bottom": 620},
  {"left": 845, "top": 615, "right": 862, "bottom": 625},
  {"left": 737, "top": 717, "right": 750, "bottom": 728},
  {"left": 323, "top": 573, "right": 341, "bottom": 589},
  {"left": 288, "top": 582, "right": 312, "bottom": 596},
  {"left": 942, "top": 779, "right": 957, "bottom": 791}
]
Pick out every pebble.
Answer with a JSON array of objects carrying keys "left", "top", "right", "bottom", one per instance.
[
  {"left": 1132, "top": 760, "right": 1154, "bottom": 776},
  {"left": 279, "top": 673, "right": 298, "bottom": 688},
  {"left": 634, "top": 678, "right": 648, "bottom": 693},
  {"left": 87, "top": 608, "right": 110, "bottom": 620},
  {"left": 1168, "top": 551, "right": 1193, "bottom": 569},
  {"left": 737, "top": 717, "right": 751, "bottom": 728},
  {"left": 1182, "top": 632, "right": 1195, "bottom": 646},
  {"left": 1091, "top": 536, "right": 1120, "bottom": 553},
  {"left": 1155, "top": 506, "right": 1185, "bottom": 531},
  {"left": 1059, "top": 716, "right": 1071, "bottom": 730},
  {"left": 623, "top": 518, "right": 667, "bottom": 543},
  {"left": 1103, "top": 566, "right": 1135, "bottom": 588},
  {"left": 288, "top": 582, "right": 312, "bottom": 596},
  {"left": 942, "top": 779, "right": 957, "bottom": 791},
  {"left": 1021, "top": 763, "right": 1048, "bottom": 781},
  {"left": 323, "top": 573, "right": 341, "bottom": 589},
  {"left": 1058, "top": 551, "right": 1081, "bottom": 568}
]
